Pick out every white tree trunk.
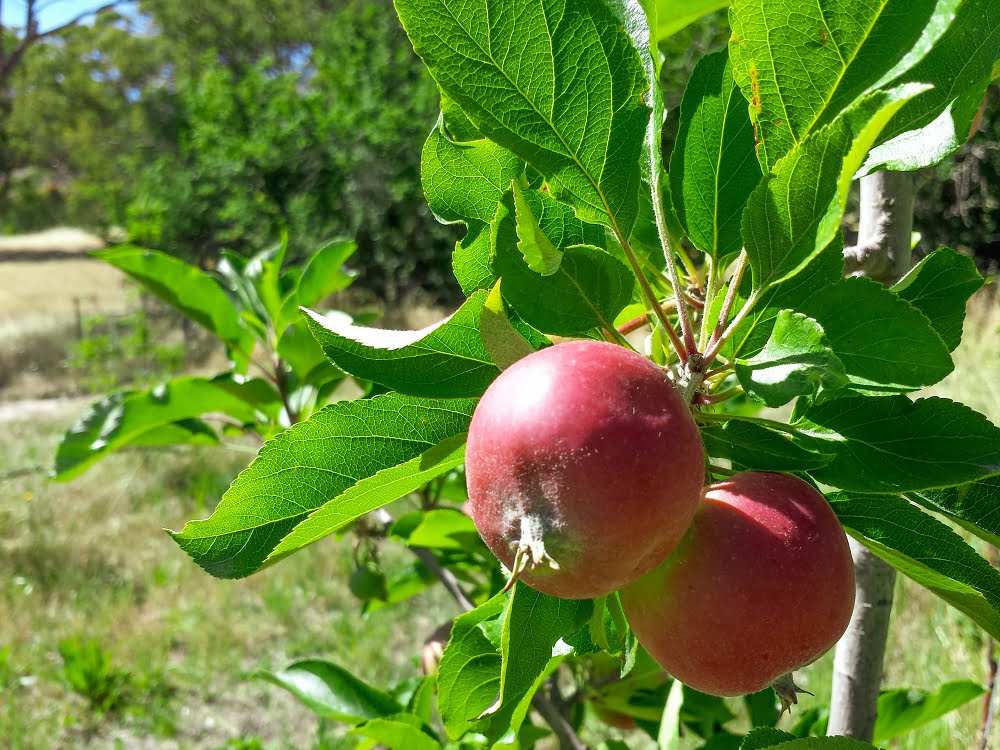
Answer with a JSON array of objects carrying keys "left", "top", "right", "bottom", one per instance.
[{"left": 828, "top": 170, "right": 914, "bottom": 741}]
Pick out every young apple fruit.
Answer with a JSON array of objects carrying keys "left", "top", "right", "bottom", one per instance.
[
  {"left": 465, "top": 339, "right": 704, "bottom": 599},
  {"left": 620, "top": 471, "right": 855, "bottom": 701}
]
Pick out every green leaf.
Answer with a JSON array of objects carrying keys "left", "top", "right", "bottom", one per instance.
[
  {"left": 498, "top": 244, "right": 636, "bottom": 336},
  {"left": 350, "top": 715, "right": 443, "bottom": 750},
  {"left": 722, "top": 235, "right": 845, "bottom": 362},
  {"left": 421, "top": 119, "right": 524, "bottom": 225},
  {"left": 263, "top": 435, "right": 469, "bottom": 569},
  {"left": 872, "top": 680, "right": 985, "bottom": 743},
  {"left": 830, "top": 493, "right": 1000, "bottom": 641},
  {"left": 53, "top": 378, "right": 259, "bottom": 481},
  {"left": 284, "top": 239, "right": 357, "bottom": 313},
  {"left": 670, "top": 50, "right": 761, "bottom": 261},
  {"left": 741, "top": 86, "right": 922, "bottom": 292},
  {"left": 657, "top": 0, "right": 728, "bottom": 39},
  {"left": 702, "top": 418, "right": 835, "bottom": 472},
  {"left": 125, "top": 418, "right": 219, "bottom": 448},
  {"left": 741, "top": 734, "right": 877, "bottom": 748},
  {"left": 796, "top": 276, "right": 953, "bottom": 394},
  {"left": 512, "top": 182, "right": 562, "bottom": 275},
  {"left": 745, "top": 689, "right": 781, "bottom": 729},
  {"left": 484, "top": 585, "right": 592, "bottom": 733},
  {"left": 735, "top": 310, "right": 847, "bottom": 407},
  {"left": 303, "top": 292, "right": 500, "bottom": 398},
  {"left": 257, "top": 658, "right": 402, "bottom": 723},
  {"left": 215, "top": 251, "right": 269, "bottom": 336},
  {"left": 800, "top": 395, "right": 1000, "bottom": 492},
  {"left": 910, "top": 476, "right": 1000, "bottom": 548},
  {"left": 494, "top": 193, "right": 634, "bottom": 336},
  {"left": 168, "top": 393, "right": 476, "bottom": 578},
  {"left": 739, "top": 728, "right": 796, "bottom": 749},
  {"left": 208, "top": 375, "right": 284, "bottom": 419},
  {"left": 390, "top": 508, "right": 486, "bottom": 553},
  {"left": 395, "top": 0, "right": 649, "bottom": 234},
  {"left": 94, "top": 246, "right": 246, "bottom": 343},
  {"left": 440, "top": 90, "right": 483, "bottom": 141},
  {"left": 277, "top": 316, "right": 336, "bottom": 382},
  {"left": 252, "top": 240, "right": 288, "bottom": 327},
  {"left": 480, "top": 281, "right": 538, "bottom": 370},
  {"left": 891, "top": 247, "right": 985, "bottom": 351},
  {"left": 729, "top": 0, "right": 941, "bottom": 171},
  {"left": 862, "top": 0, "right": 999, "bottom": 173},
  {"left": 500, "top": 185, "right": 609, "bottom": 252},
  {"left": 861, "top": 88, "right": 987, "bottom": 174},
  {"left": 453, "top": 220, "right": 496, "bottom": 295},
  {"left": 438, "top": 594, "right": 507, "bottom": 738}
]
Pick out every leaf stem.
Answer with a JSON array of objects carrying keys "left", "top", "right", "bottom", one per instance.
[
  {"left": 668, "top": 222, "right": 702, "bottom": 291},
  {"left": 614, "top": 230, "right": 688, "bottom": 362},
  {"left": 650, "top": 165, "right": 698, "bottom": 356},
  {"left": 710, "top": 249, "right": 748, "bottom": 344},
  {"left": 699, "top": 386, "right": 744, "bottom": 404},
  {"left": 702, "top": 286, "right": 761, "bottom": 369},
  {"left": 699, "top": 257, "right": 718, "bottom": 351},
  {"left": 602, "top": 324, "right": 635, "bottom": 349}
]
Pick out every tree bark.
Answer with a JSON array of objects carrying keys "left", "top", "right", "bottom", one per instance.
[
  {"left": 843, "top": 171, "right": 916, "bottom": 283},
  {"left": 828, "top": 170, "right": 914, "bottom": 741},
  {"left": 827, "top": 538, "right": 898, "bottom": 740}
]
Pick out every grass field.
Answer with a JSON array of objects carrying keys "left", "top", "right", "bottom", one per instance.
[
  {"left": 0, "top": 410, "right": 460, "bottom": 749},
  {"left": 0, "top": 262, "right": 997, "bottom": 747}
]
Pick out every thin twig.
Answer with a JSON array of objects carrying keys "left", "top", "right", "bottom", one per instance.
[
  {"left": 532, "top": 678, "right": 588, "bottom": 750},
  {"left": 411, "top": 546, "right": 476, "bottom": 612},
  {"left": 1, "top": 1, "right": 121, "bottom": 86},
  {"left": 0, "top": 465, "right": 46, "bottom": 481},
  {"left": 650, "top": 162, "right": 697, "bottom": 356},
  {"left": 413, "top": 539, "right": 588, "bottom": 749},
  {"left": 617, "top": 298, "right": 680, "bottom": 335}
]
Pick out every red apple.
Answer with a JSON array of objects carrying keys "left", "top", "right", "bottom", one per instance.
[
  {"left": 620, "top": 471, "right": 855, "bottom": 698},
  {"left": 465, "top": 340, "right": 704, "bottom": 599}
]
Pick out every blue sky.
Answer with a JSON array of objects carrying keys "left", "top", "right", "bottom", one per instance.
[{"left": 1, "top": 1, "right": 134, "bottom": 32}]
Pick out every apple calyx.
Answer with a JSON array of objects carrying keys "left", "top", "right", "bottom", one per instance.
[
  {"left": 503, "top": 515, "right": 560, "bottom": 591},
  {"left": 771, "top": 672, "right": 813, "bottom": 716}
]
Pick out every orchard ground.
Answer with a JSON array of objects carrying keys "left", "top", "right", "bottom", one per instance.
[{"left": 1, "top": 242, "right": 998, "bottom": 748}]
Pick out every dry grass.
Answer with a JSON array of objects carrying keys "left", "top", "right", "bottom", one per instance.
[
  {"left": 0, "top": 227, "right": 105, "bottom": 254},
  {"left": 0, "top": 404, "right": 458, "bottom": 749},
  {"left": 0, "top": 259, "right": 131, "bottom": 326}
]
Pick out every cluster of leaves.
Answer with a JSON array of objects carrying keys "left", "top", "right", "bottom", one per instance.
[
  {"left": 2, "top": 0, "right": 459, "bottom": 299},
  {"left": 125, "top": 0, "right": 466, "bottom": 299},
  {"left": 53, "top": 236, "right": 358, "bottom": 481},
  {"left": 54, "top": 0, "right": 1000, "bottom": 748}
]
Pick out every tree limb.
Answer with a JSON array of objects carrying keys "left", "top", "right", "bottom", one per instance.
[
  {"left": 827, "top": 537, "right": 898, "bottom": 740},
  {"left": 828, "top": 170, "right": 914, "bottom": 741},
  {"left": 842, "top": 171, "right": 916, "bottom": 283},
  {"left": 1, "top": 1, "right": 123, "bottom": 87}
]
